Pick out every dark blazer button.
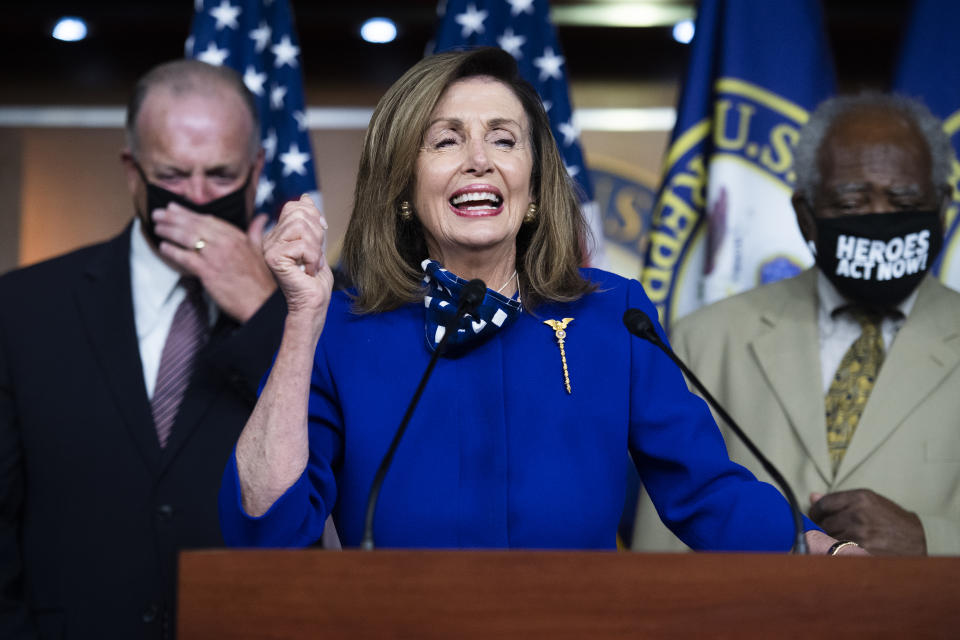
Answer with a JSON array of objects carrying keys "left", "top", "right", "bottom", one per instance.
[
  {"left": 142, "top": 602, "right": 159, "bottom": 623},
  {"left": 156, "top": 504, "right": 174, "bottom": 521}
]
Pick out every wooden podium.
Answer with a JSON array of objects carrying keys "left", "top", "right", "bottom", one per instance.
[{"left": 178, "top": 550, "right": 960, "bottom": 638}]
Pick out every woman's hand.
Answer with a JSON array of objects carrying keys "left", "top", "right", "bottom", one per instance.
[
  {"left": 263, "top": 194, "right": 334, "bottom": 338},
  {"left": 804, "top": 530, "right": 870, "bottom": 556},
  {"left": 235, "top": 195, "right": 334, "bottom": 517}
]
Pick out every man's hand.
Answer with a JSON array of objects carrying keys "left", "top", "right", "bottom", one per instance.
[
  {"left": 809, "top": 489, "right": 927, "bottom": 555},
  {"left": 154, "top": 204, "right": 277, "bottom": 323}
]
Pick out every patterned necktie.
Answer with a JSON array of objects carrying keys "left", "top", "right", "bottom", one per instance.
[
  {"left": 824, "top": 308, "right": 885, "bottom": 474},
  {"left": 151, "top": 277, "right": 209, "bottom": 448}
]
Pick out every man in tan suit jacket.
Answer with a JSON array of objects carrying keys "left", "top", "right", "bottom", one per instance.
[{"left": 633, "top": 94, "right": 960, "bottom": 555}]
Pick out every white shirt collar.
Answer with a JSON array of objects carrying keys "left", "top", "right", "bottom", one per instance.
[
  {"left": 130, "top": 217, "right": 182, "bottom": 337},
  {"left": 816, "top": 269, "right": 919, "bottom": 319}
]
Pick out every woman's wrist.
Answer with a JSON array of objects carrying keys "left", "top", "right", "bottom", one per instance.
[{"left": 827, "top": 540, "right": 860, "bottom": 556}]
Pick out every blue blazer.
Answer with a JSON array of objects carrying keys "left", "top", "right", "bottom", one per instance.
[{"left": 220, "top": 270, "right": 808, "bottom": 550}]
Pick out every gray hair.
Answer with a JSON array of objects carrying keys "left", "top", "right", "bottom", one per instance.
[
  {"left": 125, "top": 59, "right": 261, "bottom": 158},
  {"left": 794, "top": 93, "right": 953, "bottom": 205}
]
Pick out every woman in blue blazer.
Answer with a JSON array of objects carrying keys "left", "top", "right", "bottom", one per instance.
[{"left": 219, "top": 48, "right": 856, "bottom": 555}]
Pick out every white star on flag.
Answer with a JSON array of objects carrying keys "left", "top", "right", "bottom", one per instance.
[
  {"left": 196, "top": 42, "right": 229, "bottom": 66},
  {"left": 279, "top": 143, "right": 310, "bottom": 176},
  {"left": 506, "top": 0, "right": 535, "bottom": 17},
  {"left": 262, "top": 128, "right": 278, "bottom": 161},
  {"left": 533, "top": 47, "right": 564, "bottom": 81},
  {"left": 243, "top": 66, "right": 267, "bottom": 96},
  {"left": 497, "top": 28, "right": 526, "bottom": 58},
  {"left": 431, "top": 0, "right": 606, "bottom": 267},
  {"left": 557, "top": 120, "right": 578, "bottom": 146},
  {"left": 271, "top": 35, "right": 300, "bottom": 68},
  {"left": 188, "top": 0, "right": 320, "bottom": 220},
  {"left": 293, "top": 110, "right": 308, "bottom": 132},
  {"left": 184, "top": 35, "right": 195, "bottom": 56},
  {"left": 270, "top": 83, "right": 287, "bottom": 110},
  {"left": 455, "top": 3, "right": 488, "bottom": 37},
  {"left": 256, "top": 176, "right": 276, "bottom": 207},
  {"left": 209, "top": 0, "right": 241, "bottom": 30},
  {"left": 249, "top": 21, "right": 272, "bottom": 53}
]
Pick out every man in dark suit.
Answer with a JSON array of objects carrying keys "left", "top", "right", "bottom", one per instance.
[{"left": 0, "top": 60, "right": 285, "bottom": 638}]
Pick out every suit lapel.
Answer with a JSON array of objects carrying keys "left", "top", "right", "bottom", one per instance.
[
  {"left": 75, "top": 225, "right": 162, "bottom": 475},
  {"left": 748, "top": 270, "right": 833, "bottom": 484},
  {"left": 835, "top": 276, "right": 960, "bottom": 484}
]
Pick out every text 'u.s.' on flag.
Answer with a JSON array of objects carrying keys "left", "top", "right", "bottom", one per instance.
[{"left": 642, "top": 0, "right": 835, "bottom": 326}]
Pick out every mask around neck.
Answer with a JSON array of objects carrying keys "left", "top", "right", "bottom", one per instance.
[
  {"left": 812, "top": 210, "right": 943, "bottom": 309},
  {"left": 133, "top": 161, "right": 252, "bottom": 248}
]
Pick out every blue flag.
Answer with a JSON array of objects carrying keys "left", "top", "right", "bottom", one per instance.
[
  {"left": 187, "top": 0, "right": 319, "bottom": 218},
  {"left": 642, "top": 0, "right": 835, "bottom": 326},
  {"left": 431, "top": 0, "right": 606, "bottom": 266},
  {"left": 893, "top": 0, "right": 960, "bottom": 290}
]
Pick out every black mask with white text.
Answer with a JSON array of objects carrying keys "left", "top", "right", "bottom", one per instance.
[
  {"left": 134, "top": 162, "right": 252, "bottom": 249},
  {"left": 813, "top": 211, "right": 943, "bottom": 309}
]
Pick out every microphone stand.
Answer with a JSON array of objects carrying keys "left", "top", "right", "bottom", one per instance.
[
  {"left": 361, "top": 280, "right": 486, "bottom": 550},
  {"left": 623, "top": 309, "right": 808, "bottom": 555}
]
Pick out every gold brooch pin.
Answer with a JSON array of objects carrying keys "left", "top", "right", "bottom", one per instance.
[{"left": 543, "top": 318, "right": 574, "bottom": 394}]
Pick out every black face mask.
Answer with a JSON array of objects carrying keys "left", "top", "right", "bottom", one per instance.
[
  {"left": 133, "top": 161, "right": 252, "bottom": 248},
  {"left": 812, "top": 211, "right": 943, "bottom": 309}
]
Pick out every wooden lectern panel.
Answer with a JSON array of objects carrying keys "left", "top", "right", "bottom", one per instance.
[{"left": 178, "top": 550, "right": 959, "bottom": 638}]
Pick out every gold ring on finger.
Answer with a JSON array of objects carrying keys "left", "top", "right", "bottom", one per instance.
[{"left": 193, "top": 239, "right": 207, "bottom": 252}]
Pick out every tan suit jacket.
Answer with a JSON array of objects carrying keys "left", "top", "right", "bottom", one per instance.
[{"left": 632, "top": 269, "right": 960, "bottom": 554}]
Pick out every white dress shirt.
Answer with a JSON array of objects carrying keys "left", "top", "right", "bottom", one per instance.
[
  {"left": 816, "top": 271, "right": 917, "bottom": 394},
  {"left": 129, "top": 218, "right": 216, "bottom": 399}
]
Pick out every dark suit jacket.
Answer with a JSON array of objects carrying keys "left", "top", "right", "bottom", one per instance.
[{"left": 0, "top": 224, "right": 284, "bottom": 639}]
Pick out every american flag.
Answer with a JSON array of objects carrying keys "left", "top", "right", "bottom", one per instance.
[
  {"left": 186, "top": 0, "right": 319, "bottom": 218},
  {"left": 431, "top": 0, "right": 607, "bottom": 267}
]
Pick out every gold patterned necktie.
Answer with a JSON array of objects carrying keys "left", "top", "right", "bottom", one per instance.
[{"left": 824, "top": 308, "right": 885, "bottom": 474}]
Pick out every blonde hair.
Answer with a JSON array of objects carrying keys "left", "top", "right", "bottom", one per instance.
[{"left": 342, "top": 47, "right": 592, "bottom": 312}]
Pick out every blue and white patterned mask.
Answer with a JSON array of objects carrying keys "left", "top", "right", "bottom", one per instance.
[{"left": 421, "top": 259, "right": 522, "bottom": 354}]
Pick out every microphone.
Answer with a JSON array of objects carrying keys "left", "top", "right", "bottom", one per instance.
[
  {"left": 622, "top": 308, "right": 809, "bottom": 555},
  {"left": 361, "top": 279, "right": 487, "bottom": 550},
  {"left": 457, "top": 278, "right": 487, "bottom": 316}
]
